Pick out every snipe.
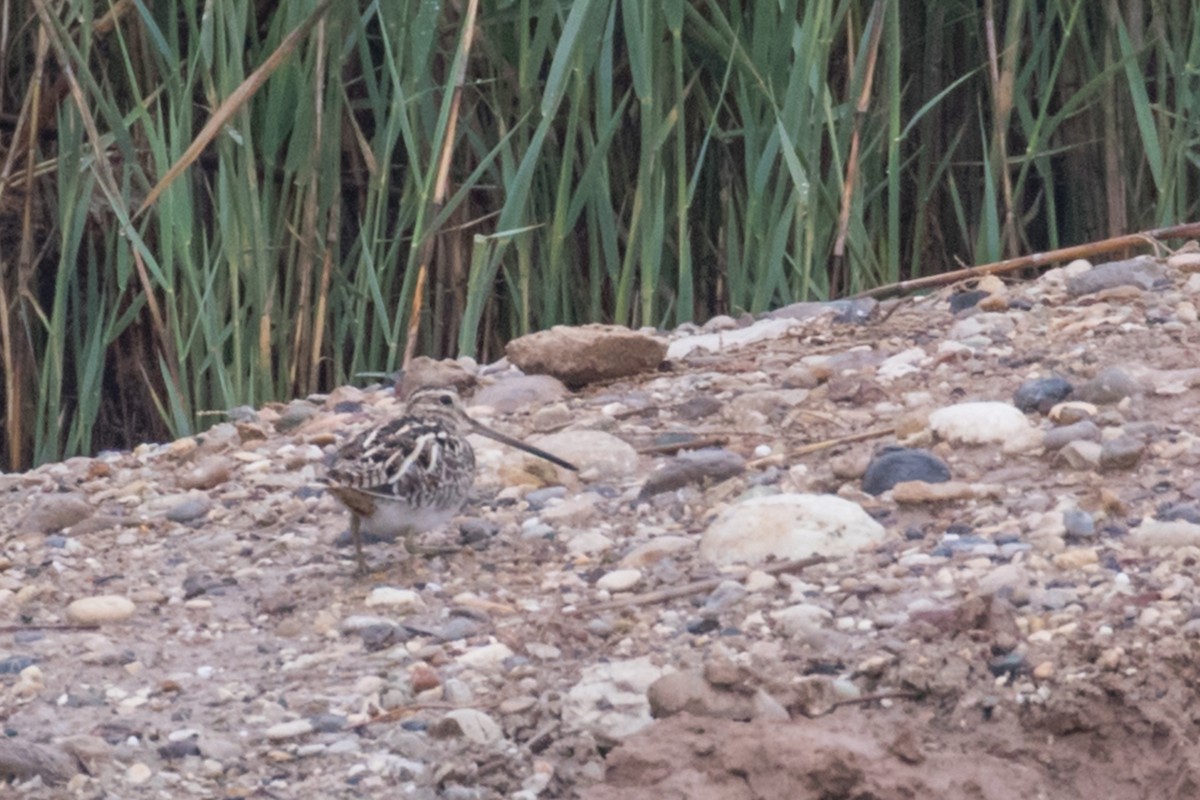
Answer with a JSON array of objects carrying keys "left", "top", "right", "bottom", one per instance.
[{"left": 326, "top": 385, "right": 576, "bottom": 574}]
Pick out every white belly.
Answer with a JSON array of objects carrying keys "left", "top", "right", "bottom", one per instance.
[{"left": 359, "top": 499, "right": 460, "bottom": 537}]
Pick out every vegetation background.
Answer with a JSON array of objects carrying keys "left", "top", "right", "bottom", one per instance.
[{"left": 0, "top": 0, "right": 1195, "bottom": 470}]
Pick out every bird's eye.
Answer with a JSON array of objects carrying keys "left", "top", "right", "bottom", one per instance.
[{"left": 439, "top": 394, "right": 454, "bottom": 406}]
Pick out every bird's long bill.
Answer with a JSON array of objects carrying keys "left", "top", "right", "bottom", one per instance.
[{"left": 470, "top": 421, "right": 578, "bottom": 471}]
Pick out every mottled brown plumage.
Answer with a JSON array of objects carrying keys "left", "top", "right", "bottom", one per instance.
[{"left": 327, "top": 385, "right": 575, "bottom": 574}]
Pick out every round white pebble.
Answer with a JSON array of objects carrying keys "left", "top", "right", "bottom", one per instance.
[
  {"left": 364, "top": 587, "right": 425, "bottom": 612},
  {"left": 126, "top": 762, "right": 152, "bottom": 784},
  {"left": 66, "top": 595, "right": 136, "bottom": 624},
  {"left": 596, "top": 569, "right": 642, "bottom": 593}
]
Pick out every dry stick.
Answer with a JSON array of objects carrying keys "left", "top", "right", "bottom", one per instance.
[
  {"left": 850, "top": 220, "right": 1200, "bottom": 300},
  {"left": 635, "top": 435, "right": 729, "bottom": 456},
  {"left": 831, "top": 0, "right": 885, "bottom": 292},
  {"left": 568, "top": 556, "right": 827, "bottom": 615},
  {"left": 814, "top": 690, "right": 923, "bottom": 717},
  {"left": 790, "top": 426, "right": 893, "bottom": 456},
  {"left": 0, "top": 624, "right": 99, "bottom": 633},
  {"left": 401, "top": 0, "right": 481, "bottom": 369},
  {"left": 356, "top": 699, "right": 500, "bottom": 728}
]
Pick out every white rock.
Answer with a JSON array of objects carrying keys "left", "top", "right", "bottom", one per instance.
[
  {"left": 457, "top": 642, "right": 514, "bottom": 671},
  {"left": 66, "top": 595, "right": 136, "bottom": 624},
  {"left": 877, "top": 347, "right": 929, "bottom": 382},
  {"left": 773, "top": 603, "right": 832, "bottom": 640},
  {"left": 264, "top": 719, "right": 314, "bottom": 741},
  {"left": 125, "top": 762, "right": 152, "bottom": 785},
  {"left": 1132, "top": 519, "right": 1200, "bottom": 548},
  {"left": 540, "top": 493, "right": 602, "bottom": 525},
  {"left": 364, "top": 587, "right": 425, "bottom": 612},
  {"left": 700, "top": 494, "right": 887, "bottom": 565},
  {"left": 562, "top": 657, "right": 667, "bottom": 744},
  {"left": 976, "top": 563, "right": 1029, "bottom": 596},
  {"left": 596, "top": 569, "right": 642, "bottom": 593},
  {"left": 566, "top": 531, "right": 615, "bottom": 556},
  {"left": 667, "top": 318, "right": 799, "bottom": 359},
  {"left": 441, "top": 708, "right": 503, "bottom": 745},
  {"left": 928, "top": 401, "right": 1041, "bottom": 452},
  {"left": 529, "top": 430, "right": 639, "bottom": 481},
  {"left": 744, "top": 570, "right": 778, "bottom": 593}
]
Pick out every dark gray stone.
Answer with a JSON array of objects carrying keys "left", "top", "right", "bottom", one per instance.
[
  {"left": 1099, "top": 435, "right": 1145, "bottom": 471},
  {"left": 1042, "top": 420, "right": 1102, "bottom": 451},
  {"left": 862, "top": 448, "right": 951, "bottom": 496},
  {"left": 638, "top": 448, "right": 746, "bottom": 500},
  {"left": 1065, "top": 257, "right": 1167, "bottom": 296},
  {"left": 1013, "top": 376, "right": 1074, "bottom": 414}
]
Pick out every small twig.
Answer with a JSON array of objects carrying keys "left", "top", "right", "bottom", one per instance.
[
  {"left": 817, "top": 689, "right": 923, "bottom": 716},
  {"left": 0, "top": 623, "right": 99, "bottom": 634},
  {"left": 636, "top": 435, "right": 728, "bottom": 456},
  {"left": 354, "top": 699, "right": 500, "bottom": 728},
  {"left": 873, "top": 296, "right": 911, "bottom": 325},
  {"left": 790, "top": 426, "right": 893, "bottom": 456},
  {"left": 850, "top": 220, "right": 1200, "bottom": 300},
  {"left": 567, "top": 556, "right": 827, "bottom": 615}
]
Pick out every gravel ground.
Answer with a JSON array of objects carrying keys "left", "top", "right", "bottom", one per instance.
[{"left": 4, "top": 255, "right": 1200, "bottom": 798}]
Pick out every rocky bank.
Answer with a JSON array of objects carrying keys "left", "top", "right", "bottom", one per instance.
[{"left": 5, "top": 253, "right": 1200, "bottom": 798}]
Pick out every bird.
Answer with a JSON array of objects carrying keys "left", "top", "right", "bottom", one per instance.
[{"left": 326, "top": 384, "right": 577, "bottom": 575}]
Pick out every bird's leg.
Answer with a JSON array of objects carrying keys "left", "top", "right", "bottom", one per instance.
[
  {"left": 351, "top": 515, "right": 368, "bottom": 577},
  {"left": 400, "top": 530, "right": 418, "bottom": 577}
]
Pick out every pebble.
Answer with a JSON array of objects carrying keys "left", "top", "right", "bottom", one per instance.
[
  {"left": 1132, "top": 519, "right": 1200, "bottom": 548},
  {"left": 1042, "top": 420, "right": 1101, "bottom": 450},
  {"left": 1065, "top": 256, "right": 1165, "bottom": 296},
  {"left": 125, "top": 762, "right": 152, "bottom": 785},
  {"left": 1075, "top": 367, "right": 1142, "bottom": 404},
  {"left": 264, "top": 719, "right": 314, "bottom": 741},
  {"left": 471, "top": 374, "right": 568, "bottom": 413},
  {"left": 773, "top": 603, "right": 832, "bottom": 641},
  {"left": 861, "top": 448, "right": 950, "bottom": 495},
  {"left": 66, "top": 595, "right": 136, "bottom": 624},
  {"left": 562, "top": 658, "right": 665, "bottom": 744},
  {"left": 744, "top": 570, "right": 778, "bottom": 593},
  {"left": 0, "top": 654, "right": 37, "bottom": 674},
  {"left": 702, "top": 580, "right": 747, "bottom": 615},
  {"left": 1057, "top": 440, "right": 1103, "bottom": 469},
  {"left": 700, "top": 493, "right": 886, "bottom": 565},
  {"left": 928, "top": 402, "right": 1040, "bottom": 451},
  {"left": 457, "top": 642, "right": 514, "bottom": 671},
  {"left": 21, "top": 492, "right": 93, "bottom": 532},
  {"left": 596, "top": 569, "right": 643, "bottom": 593},
  {"left": 674, "top": 395, "right": 723, "bottom": 420},
  {"left": 638, "top": 448, "right": 746, "bottom": 500},
  {"left": 1062, "top": 509, "right": 1096, "bottom": 540},
  {"left": 529, "top": 430, "right": 639, "bottom": 480},
  {"left": 165, "top": 495, "right": 213, "bottom": 523},
  {"left": 1052, "top": 548, "right": 1098, "bottom": 570},
  {"left": 177, "top": 458, "right": 232, "bottom": 490},
  {"left": 1099, "top": 435, "right": 1145, "bottom": 471},
  {"left": 365, "top": 587, "right": 425, "bottom": 612},
  {"left": 434, "top": 709, "right": 503, "bottom": 745},
  {"left": 1013, "top": 376, "right": 1074, "bottom": 413}
]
